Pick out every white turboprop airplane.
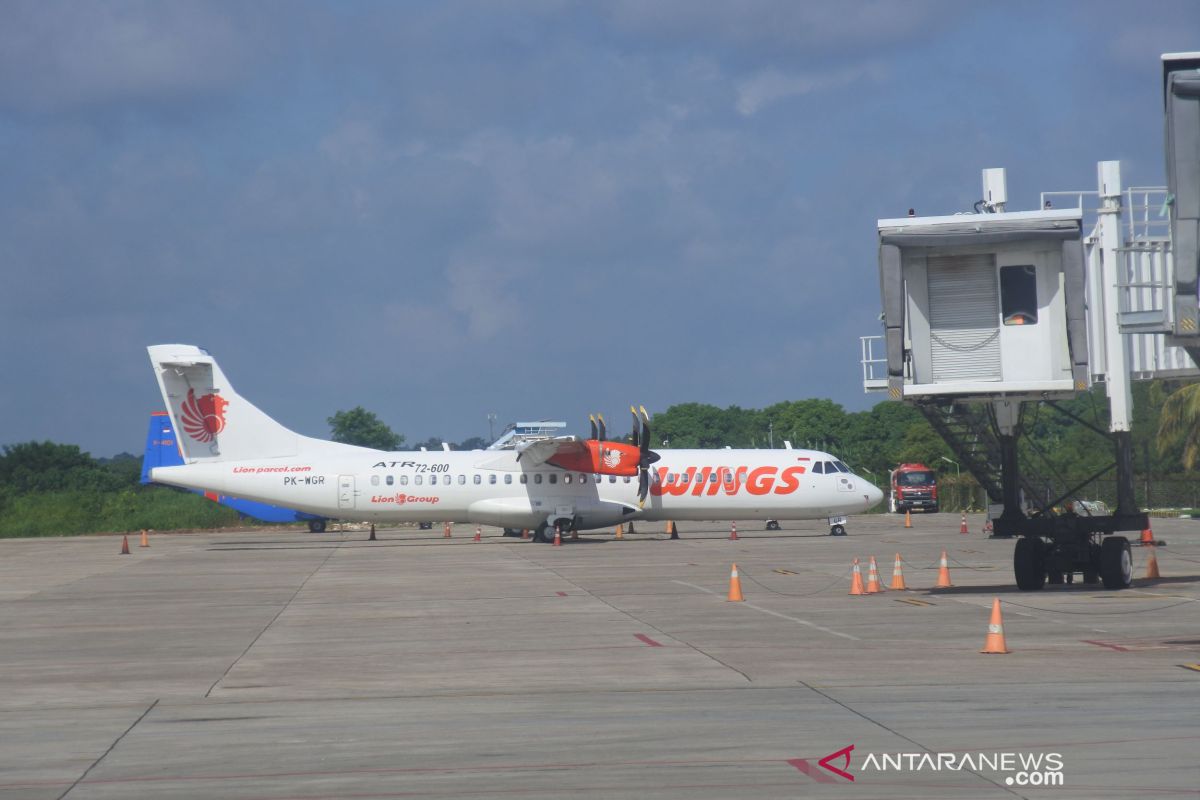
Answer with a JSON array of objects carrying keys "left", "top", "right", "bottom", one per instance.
[{"left": 146, "top": 345, "right": 884, "bottom": 541}]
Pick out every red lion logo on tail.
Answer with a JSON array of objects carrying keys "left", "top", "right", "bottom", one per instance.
[{"left": 180, "top": 389, "right": 228, "bottom": 443}]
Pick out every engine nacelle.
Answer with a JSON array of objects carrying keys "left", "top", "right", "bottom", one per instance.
[{"left": 548, "top": 440, "right": 640, "bottom": 476}]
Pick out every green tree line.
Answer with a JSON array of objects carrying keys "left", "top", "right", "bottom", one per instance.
[{"left": 3, "top": 384, "right": 1198, "bottom": 536}]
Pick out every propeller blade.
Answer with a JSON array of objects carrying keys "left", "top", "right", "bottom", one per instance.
[
  {"left": 630, "top": 406, "right": 640, "bottom": 448},
  {"left": 597, "top": 414, "right": 606, "bottom": 442},
  {"left": 638, "top": 406, "right": 651, "bottom": 455},
  {"left": 589, "top": 415, "right": 598, "bottom": 441},
  {"left": 637, "top": 468, "right": 649, "bottom": 507}
]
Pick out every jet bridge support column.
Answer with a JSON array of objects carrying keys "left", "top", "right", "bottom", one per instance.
[{"left": 993, "top": 399, "right": 1024, "bottom": 538}]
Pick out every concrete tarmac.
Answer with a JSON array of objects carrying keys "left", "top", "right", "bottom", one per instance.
[{"left": 0, "top": 515, "right": 1197, "bottom": 799}]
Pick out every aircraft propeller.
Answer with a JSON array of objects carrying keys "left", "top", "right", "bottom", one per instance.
[{"left": 630, "top": 405, "right": 661, "bottom": 507}]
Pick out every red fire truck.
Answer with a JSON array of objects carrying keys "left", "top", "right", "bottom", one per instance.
[{"left": 889, "top": 463, "right": 939, "bottom": 513}]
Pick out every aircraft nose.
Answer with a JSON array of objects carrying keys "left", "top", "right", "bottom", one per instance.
[{"left": 863, "top": 478, "right": 884, "bottom": 509}]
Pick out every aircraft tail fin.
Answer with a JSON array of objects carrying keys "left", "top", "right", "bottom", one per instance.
[
  {"left": 148, "top": 344, "right": 314, "bottom": 463},
  {"left": 141, "top": 411, "right": 184, "bottom": 482}
]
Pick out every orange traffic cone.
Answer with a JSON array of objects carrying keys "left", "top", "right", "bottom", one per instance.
[
  {"left": 139, "top": 529, "right": 149, "bottom": 548},
  {"left": 960, "top": 513, "right": 969, "bottom": 534},
  {"left": 1140, "top": 527, "right": 1154, "bottom": 546},
  {"left": 729, "top": 522, "right": 739, "bottom": 541},
  {"left": 553, "top": 525, "right": 562, "bottom": 547},
  {"left": 865, "top": 556, "right": 884, "bottom": 593},
  {"left": 615, "top": 524, "right": 624, "bottom": 540},
  {"left": 935, "top": 549, "right": 953, "bottom": 588},
  {"left": 981, "top": 598, "right": 1010, "bottom": 654},
  {"left": 443, "top": 522, "right": 452, "bottom": 539},
  {"left": 904, "top": 509, "right": 912, "bottom": 529},
  {"left": 1144, "top": 545, "right": 1161, "bottom": 579},
  {"left": 727, "top": 563, "right": 744, "bottom": 602},
  {"left": 521, "top": 528, "right": 530, "bottom": 539},
  {"left": 983, "top": 519, "right": 993, "bottom": 535},
  {"left": 120, "top": 535, "right": 130, "bottom": 555},
  {"left": 889, "top": 553, "right": 908, "bottom": 590},
  {"left": 849, "top": 558, "right": 865, "bottom": 595},
  {"left": 473, "top": 526, "right": 482, "bottom": 542}
]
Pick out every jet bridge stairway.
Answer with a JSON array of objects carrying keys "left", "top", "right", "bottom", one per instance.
[{"left": 917, "top": 402, "right": 1065, "bottom": 517}]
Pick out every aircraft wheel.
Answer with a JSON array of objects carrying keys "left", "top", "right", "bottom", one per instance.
[
  {"left": 1100, "top": 536, "right": 1132, "bottom": 590},
  {"left": 829, "top": 524, "right": 847, "bottom": 536},
  {"left": 765, "top": 520, "right": 780, "bottom": 531},
  {"left": 308, "top": 519, "right": 326, "bottom": 533},
  {"left": 534, "top": 524, "right": 557, "bottom": 544},
  {"left": 1014, "top": 536, "right": 1046, "bottom": 591},
  {"left": 1046, "top": 570, "right": 1065, "bottom": 585}
]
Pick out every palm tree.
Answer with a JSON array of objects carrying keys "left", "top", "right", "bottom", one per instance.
[{"left": 1156, "top": 383, "right": 1200, "bottom": 468}]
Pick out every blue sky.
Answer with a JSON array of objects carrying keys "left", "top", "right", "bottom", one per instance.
[{"left": 2, "top": 1, "right": 1197, "bottom": 456}]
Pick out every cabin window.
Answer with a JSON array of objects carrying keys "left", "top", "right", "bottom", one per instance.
[
  {"left": 723, "top": 472, "right": 733, "bottom": 484},
  {"left": 564, "top": 474, "right": 573, "bottom": 485},
  {"left": 666, "top": 473, "right": 675, "bottom": 484},
  {"left": 458, "top": 475, "right": 466, "bottom": 485},
  {"left": 549, "top": 474, "right": 557, "bottom": 484},
  {"left": 609, "top": 475, "right": 617, "bottom": 483},
  {"left": 651, "top": 471, "right": 660, "bottom": 484},
  {"left": 371, "top": 476, "right": 380, "bottom": 486},
  {"left": 504, "top": 474, "right": 512, "bottom": 484},
  {"left": 578, "top": 474, "right": 586, "bottom": 484},
  {"left": 535, "top": 474, "right": 543, "bottom": 484},
  {"left": 623, "top": 476, "right": 631, "bottom": 483},
  {"left": 473, "top": 474, "right": 481, "bottom": 485},
  {"left": 681, "top": 473, "right": 690, "bottom": 484},
  {"left": 709, "top": 473, "right": 718, "bottom": 483},
  {"left": 400, "top": 475, "right": 409, "bottom": 486},
  {"left": 429, "top": 475, "right": 437, "bottom": 486},
  {"left": 520, "top": 474, "right": 528, "bottom": 484},
  {"left": 1000, "top": 265, "right": 1038, "bottom": 326},
  {"left": 415, "top": 475, "right": 423, "bottom": 485},
  {"left": 489, "top": 474, "right": 497, "bottom": 484}
]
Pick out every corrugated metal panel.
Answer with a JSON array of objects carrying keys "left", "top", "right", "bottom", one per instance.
[{"left": 927, "top": 254, "right": 1002, "bottom": 381}]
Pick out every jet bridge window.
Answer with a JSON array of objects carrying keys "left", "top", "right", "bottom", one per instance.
[{"left": 1000, "top": 265, "right": 1038, "bottom": 326}]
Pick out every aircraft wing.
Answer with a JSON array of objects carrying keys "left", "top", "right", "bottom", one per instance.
[{"left": 514, "top": 436, "right": 586, "bottom": 467}]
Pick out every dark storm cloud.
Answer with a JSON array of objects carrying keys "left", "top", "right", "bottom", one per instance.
[{"left": 0, "top": 1, "right": 1196, "bottom": 455}]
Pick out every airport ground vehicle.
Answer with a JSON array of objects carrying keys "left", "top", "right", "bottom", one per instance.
[{"left": 888, "top": 463, "right": 939, "bottom": 513}]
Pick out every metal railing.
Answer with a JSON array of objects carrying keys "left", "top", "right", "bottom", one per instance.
[{"left": 860, "top": 335, "right": 888, "bottom": 391}]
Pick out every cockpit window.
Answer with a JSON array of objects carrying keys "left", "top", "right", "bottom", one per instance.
[
  {"left": 833, "top": 461, "right": 850, "bottom": 473},
  {"left": 812, "top": 462, "right": 825, "bottom": 474}
]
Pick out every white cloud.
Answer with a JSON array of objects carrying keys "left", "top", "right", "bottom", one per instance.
[
  {"left": 735, "top": 63, "right": 886, "bottom": 116},
  {"left": 0, "top": 0, "right": 249, "bottom": 113}
]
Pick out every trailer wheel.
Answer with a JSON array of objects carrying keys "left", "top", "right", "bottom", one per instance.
[
  {"left": 765, "top": 520, "right": 781, "bottom": 531},
  {"left": 829, "top": 524, "right": 847, "bottom": 536},
  {"left": 1014, "top": 536, "right": 1046, "bottom": 591},
  {"left": 1100, "top": 536, "right": 1132, "bottom": 590}
]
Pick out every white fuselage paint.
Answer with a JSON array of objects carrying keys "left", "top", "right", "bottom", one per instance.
[{"left": 152, "top": 448, "right": 883, "bottom": 531}]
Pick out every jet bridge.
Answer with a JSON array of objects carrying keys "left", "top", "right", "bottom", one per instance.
[{"left": 863, "top": 161, "right": 1200, "bottom": 591}]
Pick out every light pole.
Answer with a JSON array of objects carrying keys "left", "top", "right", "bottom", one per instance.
[{"left": 939, "top": 456, "right": 961, "bottom": 511}]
